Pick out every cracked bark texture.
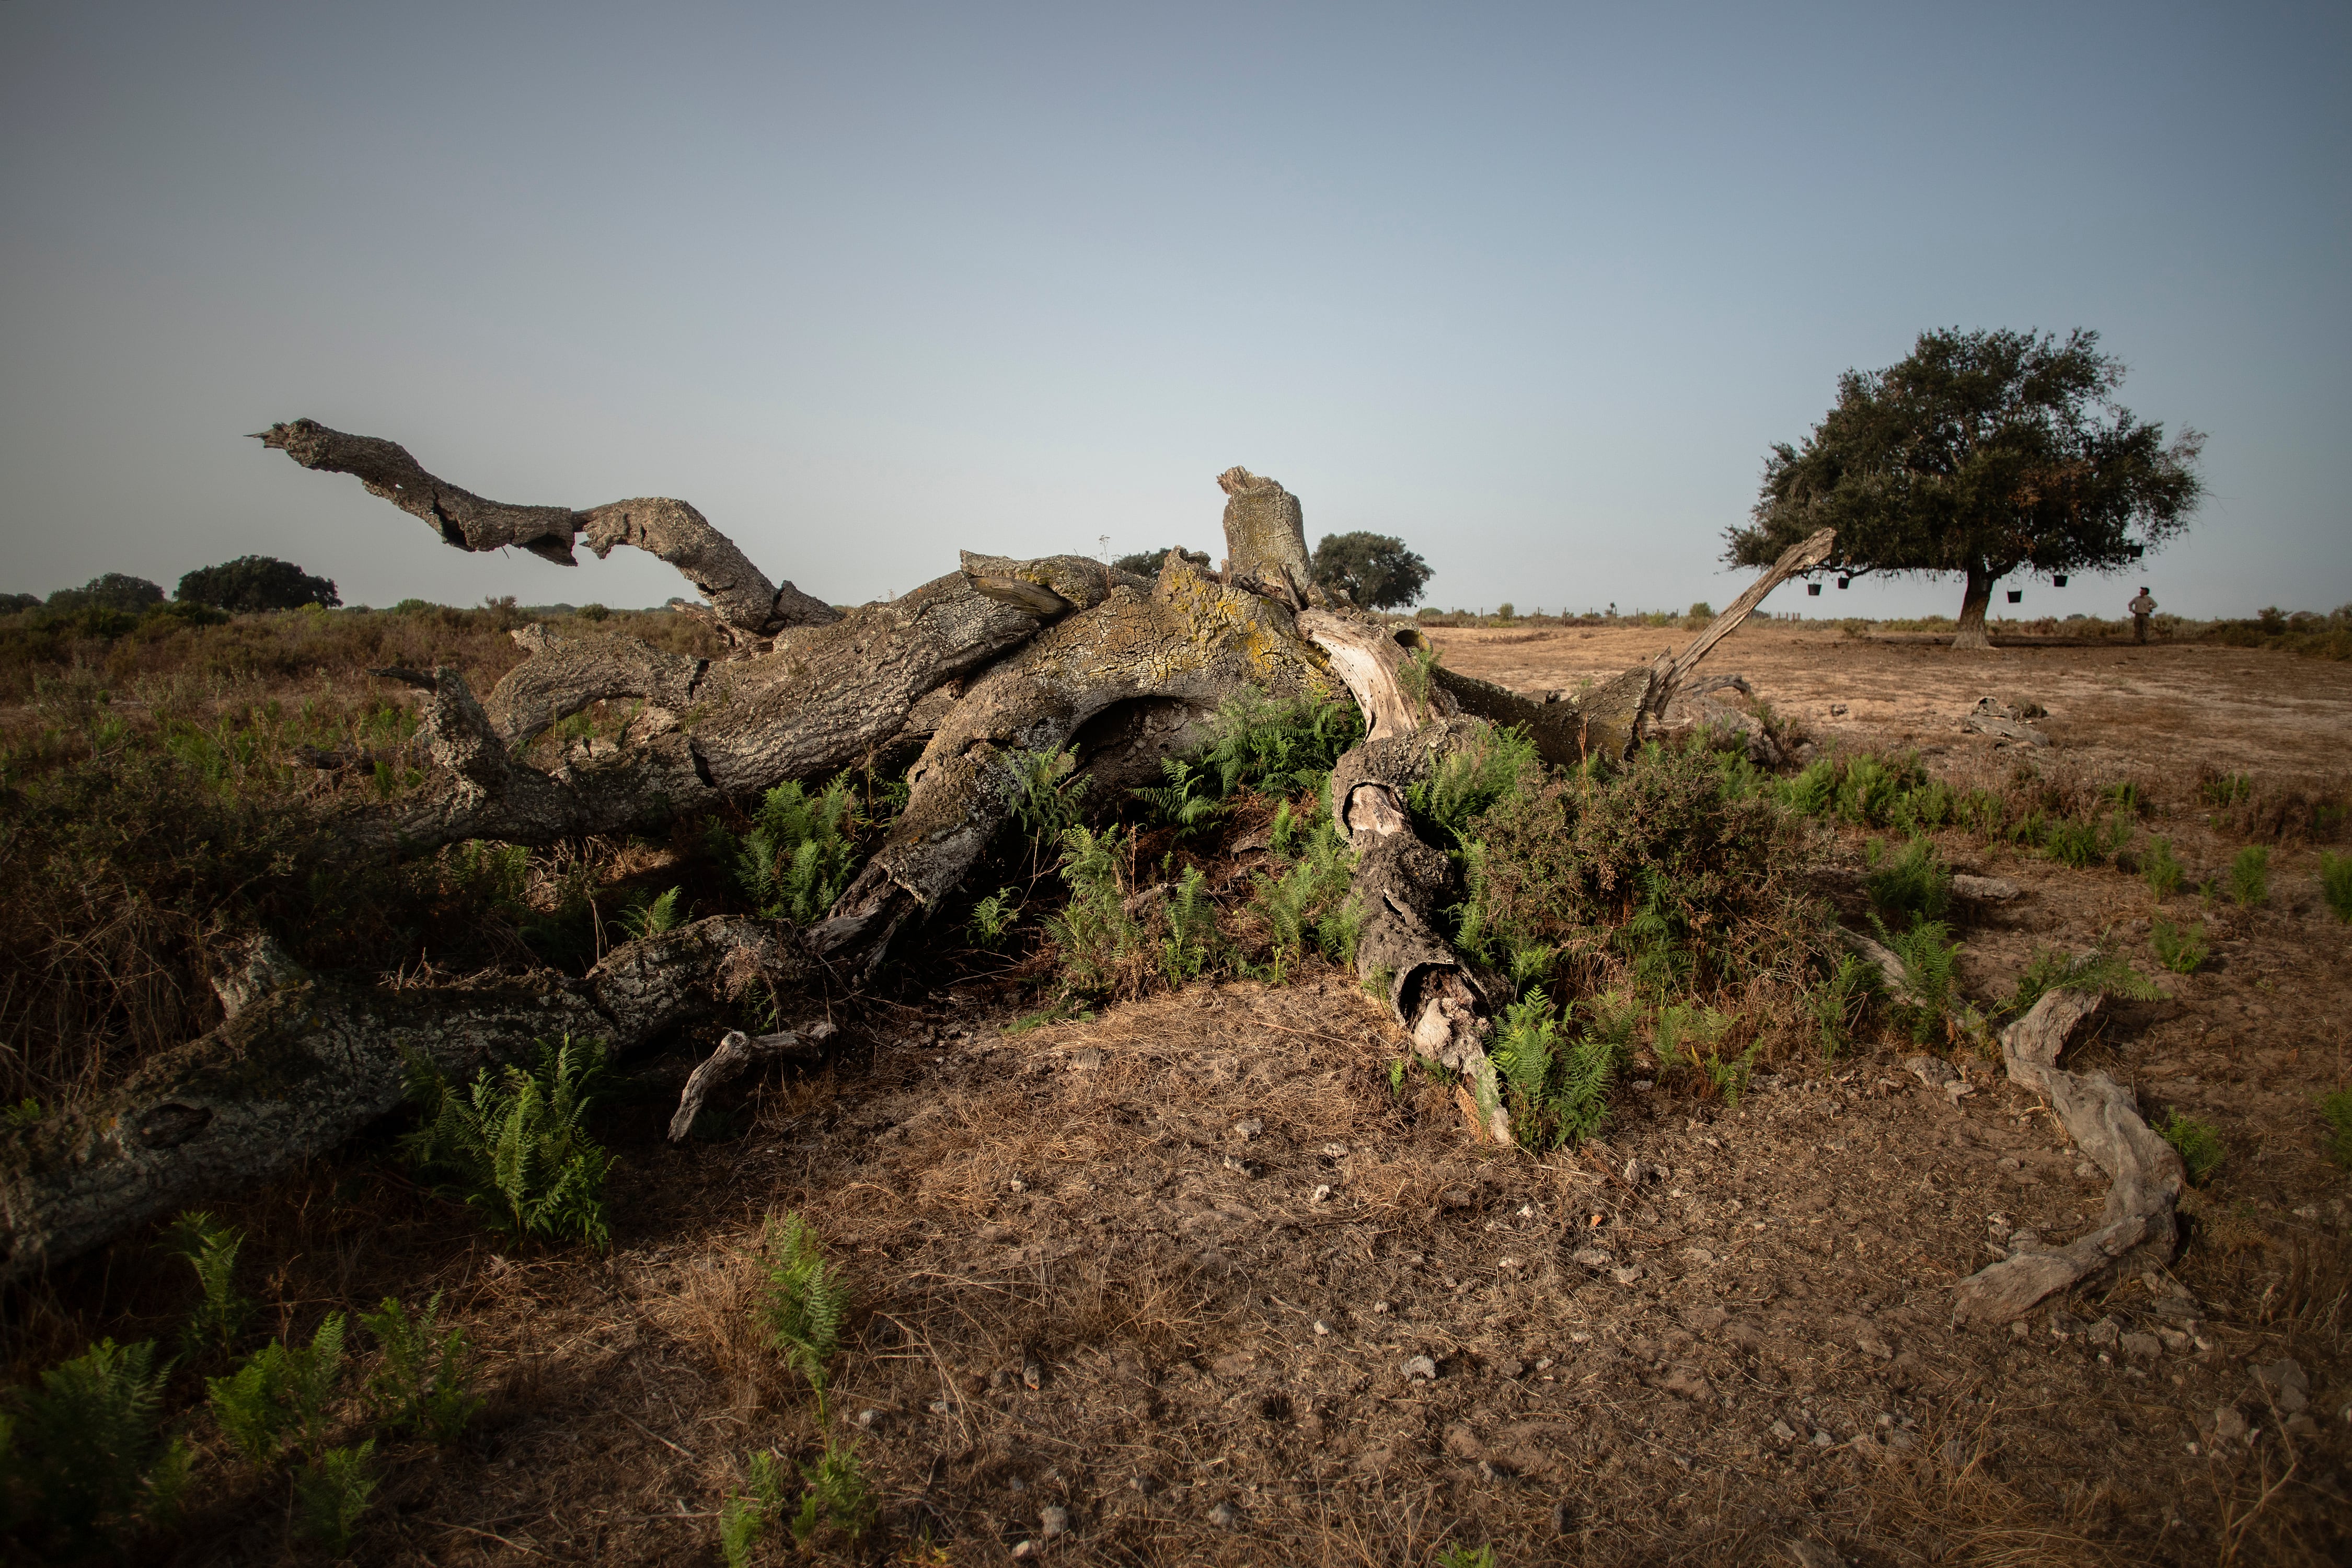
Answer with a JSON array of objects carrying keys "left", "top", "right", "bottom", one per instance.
[
  {"left": 0, "top": 919, "right": 806, "bottom": 1281},
  {"left": 257, "top": 419, "right": 833, "bottom": 635},
  {"left": 813, "top": 553, "right": 1340, "bottom": 973}
]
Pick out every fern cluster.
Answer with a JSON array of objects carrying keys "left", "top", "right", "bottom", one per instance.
[
  {"left": 401, "top": 1034, "right": 616, "bottom": 1248},
  {"left": 0, "top": 1338, "right": 188, "bottom": 1551},
  {"left": 733, "top": 774, "right": 863, "bottom": 924},
  {"left": 1488, "top": 986, "right": 1623, "bottom": 1147},
  {"left": 162, "top": 1210, "right": 251, "bottom": 1355},
  {"left": 728, "top": 1215, "right": 873, "bottom": 1557},
  {"left": 359, "top": 1293, "right": 483, "bottom": 1443},
  {"left": 2005, "top": 944, "right": 2161, "bottom": 1018}
]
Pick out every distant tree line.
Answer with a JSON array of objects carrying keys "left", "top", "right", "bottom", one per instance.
[{"left": 3, "top": 556, "right": 340, "bottom": 619}]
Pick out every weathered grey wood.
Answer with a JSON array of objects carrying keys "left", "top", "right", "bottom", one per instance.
[
  {"left": 257, "top": 419, "right": 831, "bottom": 635},
  {"left": 668, "top": 1022, "right": 835, "bottom": 1140},
  {"left": 1950, "top": 988, "right": 2185, "bottom": 1325}
]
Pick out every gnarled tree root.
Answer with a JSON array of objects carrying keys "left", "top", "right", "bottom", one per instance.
[
  {"left": 0, "top": 917, "right": 805, "bottom": 1282},
  {"left": 1950, "top": 988, "right": 2186, "bottom": 1326}
]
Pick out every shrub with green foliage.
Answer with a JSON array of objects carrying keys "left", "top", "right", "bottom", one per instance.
[
  {"left": 2150, "top": 916, "right": 2207, "bottom": 975},
  {"left": 1005, "top": 746, "right": 1091, "bottom": 849},
  {"left": 359, "top": 1294, "right": 481, "bottom": 1443},
  {"left": 293, "top": 1438, "right": 377, "bottom": 1554},
  {"left": 2159, "top": 1110, "right": 2223, "bottom": 1185},
  {"left": 2007, "top": 946, "right": 2162, "bottom": 1017},
  {"left": 1809, "top": 954, "right": 1878, "bottom": 1059},
  {"left": 1864, "top": 836, "right": 1951, "bottom": 928},
  {"left": 401, "top": 1035, "right": 616, "bottom": 1248},
  {"left": 1249, "top": 805, "right": 1358, "bottom": 980},
  {"left": 721, "top": 1450, "right": 789, "bottom": 1567},
  {"left": 1130, "top": 757, "right": 1224, "bottom": 837},
  {"left": 1871, "top": 916, "right": 1962, "bottom": 1043},
  {"left": 2227, "top": 844, "right": 2269, "bottom": 907},
  {"left": 1488, "top": 986, "right": 1623, "bottom": 1147},
  {"left": 2142, "top": 835, "right": 2185, "bottom": 898},
  {"left": 968, "top": 885, "right": 1021, "bottom": 948},
  {"left": 1461, "top": 742, "right": 1821, "bottom": 1001},
  {"left": 748, "top": 1214, "right": 873, "bottom": 1546},
  {"left": 2318, "top": 851, "right": 2352, "bottom": 923},
  {"left": 2, "top": 1338, "right": 187, "bottom": 1550},
  {"left": 206, "top": 1312, "right": 345, "bottom": 1467},
  {"left": 732, "top": 774, "right": 863, "bottom": 924},
  {"left": 1196, "top": 688, "right": 1363, "bottom": 799}
]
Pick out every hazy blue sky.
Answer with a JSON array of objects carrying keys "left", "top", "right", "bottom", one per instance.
[{"left": 4, "top": 2, "right": 2346, "bottom": 620}]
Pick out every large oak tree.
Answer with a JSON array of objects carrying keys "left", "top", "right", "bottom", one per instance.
[{"left": 1727, "top": 328, "right": 2204, "bottom": 649}]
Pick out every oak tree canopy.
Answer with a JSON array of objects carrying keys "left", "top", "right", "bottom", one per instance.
[{"left": 1727, "top": 328, "right": 2204, "bottom": 649}]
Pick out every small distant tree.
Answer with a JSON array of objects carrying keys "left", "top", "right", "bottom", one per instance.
[
  {"left": 0, "top": 592, "right": 40, "bottom": 614},
  {"left": 1310, "top": 532, "right": 1432, "bottom": 611},
  {"left": 1726, "top": 328, "right": 2204, "bottom": 650},
  {"left": 1112, "top": 547, "right": 1213, "bottom": 577},
  {"left": 45, "top": 573, "right": 166, "bottom": 614},
  {"left": 177, "top": 556, "right": 341, "bottom": 613}
]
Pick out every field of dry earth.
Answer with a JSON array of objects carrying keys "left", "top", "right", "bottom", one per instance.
[{"left": 39, "top": 624, "right": 2352, "bottom": 1567}]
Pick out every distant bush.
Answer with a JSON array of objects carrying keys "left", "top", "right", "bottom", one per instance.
[
  {"left": 45, "top": 573, "right": 165, "bottom": 614},
  {"left": 1112, "top": 546, "right": 1211, "bottom": 577},
  {"left": 176, "top": 555, "right": 340, "bottom": 613}
]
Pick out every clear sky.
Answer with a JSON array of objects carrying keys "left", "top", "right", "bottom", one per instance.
[{"left": 3, "top": 2, "right": 2345, "bottom": 620}]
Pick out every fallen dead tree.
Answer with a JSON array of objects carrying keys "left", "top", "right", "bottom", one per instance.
[{"left": 0, "top": 421, "right": 1831, "bottom": 1277}]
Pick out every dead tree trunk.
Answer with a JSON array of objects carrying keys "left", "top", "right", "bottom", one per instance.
[{"left": 1, "top": 428, "right": 1833, "bottom": 1273}]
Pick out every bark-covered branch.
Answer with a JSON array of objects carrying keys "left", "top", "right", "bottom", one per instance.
[
  {"left": 0, "top": 919, "right": 808, "bottom": 1281},
  {"left": 256, "top": 419, "right": 833, "bottom": 635}
]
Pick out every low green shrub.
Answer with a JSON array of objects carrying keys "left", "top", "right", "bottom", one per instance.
[
  {"left": 401, "top": 1034, "right": 616, "bottom": 1248},
  {"left": 1197, "top": 688, "right": 1362, "bottom": 799},
  {"left": 3, "top": 1338, "right": 187, "bottom": 1549},
  {"left": 617, "top": 885, "right": 683, "bottom": 940},
  {"left": 2142, "top": 836, "right": 2185, "bottom": 898},
  {"left": 2319, "top": 851, "right": 2352, "bottom": 923},
  {"left": 2228, "top": 844, "right": 2269, "bottom": 908},
  {"left": 162, "top": 1210, "right": 251, "bottom": 1356},
  {"left": 293, "top": 1438, "right": 378, "bottom": 1554},
  {"left": 2150, "top": 916, "right": 2207, "bottom": 975},
  {"left": 206, "top": 1312, "right": 345, "bottom": 1467},
  {"left": 732, "top": 774, "right": 863, "bottom": 924},
  {"left": 1864, "top": 836, "right": 1951, "bottom": 928},
  {"left": 1249, "top": 809, "right": 1357, "bottom": 981},
  {"left": 1870, "top": 916, "right": 1961, "bottom": 1043},
  {"left": 721, "top": 1450, "right": 789, "bottom": 1567},
  {"left": 967, "top": 885, "right": 1021, "bottom": 948},
  {"left": 1489, "top": 987, "right": 1622, "bottom": 1148},
  {"left": 2159, "top": 1110, "right": 2224, "bottom": 1185},
  {"left": 1129, "top": 757, "right": 1224, "bottom": 837},
  {"left": 358, "top": 1294, "right": 481, "bottom": 1443},
  {"left": 1005, "top": 747, "right": 1090, "bottom": 848},
  {"left": 1809, "top": 953, "right": 1877, "bottom": 1059},
  {"left": 2007, "top": 946, "right": 2162, "bottom": 1017},
  {"left": 2042, "top": 815, "right": 2103, "bottom": 869},
  {"left": 748, "top": 1215, "right": 873, "bottom": 1545}
]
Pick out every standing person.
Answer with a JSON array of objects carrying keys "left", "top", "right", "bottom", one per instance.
[{"left": 2127, "top": 586, "right": 2157, "bottom": 644}]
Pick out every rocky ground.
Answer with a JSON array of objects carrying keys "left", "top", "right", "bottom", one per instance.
[{"left": 27, "top": 626, "right": 2352, "bottom": 1566}]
